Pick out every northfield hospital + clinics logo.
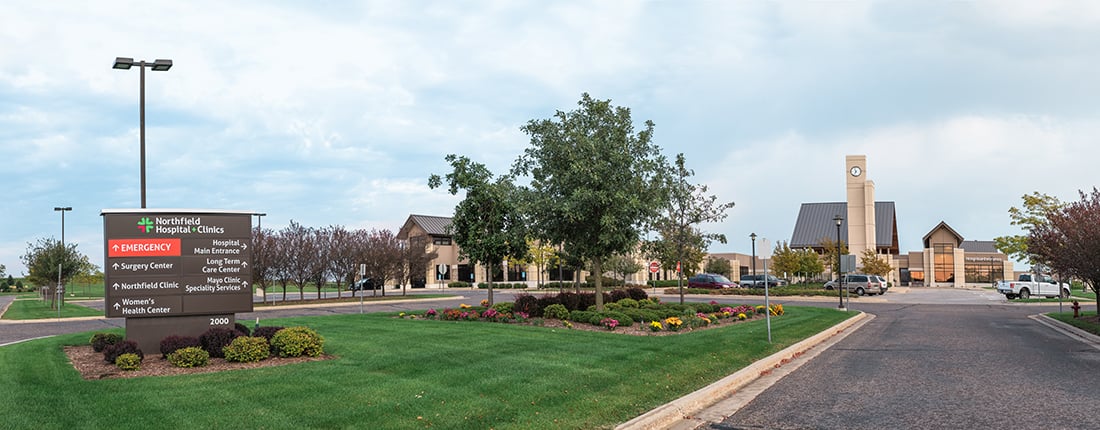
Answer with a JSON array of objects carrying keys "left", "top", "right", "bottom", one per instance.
[{"left": 137, "top": 217, "right": 154, "bottom": 233}]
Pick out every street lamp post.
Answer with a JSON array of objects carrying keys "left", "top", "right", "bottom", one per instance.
[
  {"left": 834, "top": 215, "right": 844, "bottom": 310},
  {"left": 54, "top": 206, "right": 71, "bottom": 314},
  {"left": 253, "top": 212, "right": 266, "bottom": 230},
  {"left": 750, "top": 233, "right": 757, "bottom": 281},
  {"left": 113, "top": 57, "right": 173, "bottom": 209}
]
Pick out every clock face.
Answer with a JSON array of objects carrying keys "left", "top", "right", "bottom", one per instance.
[{"left": 850, "top": 166, "right": 862, "bottom": 177}]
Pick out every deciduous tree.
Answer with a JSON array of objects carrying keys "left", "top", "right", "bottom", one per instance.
[
  {"left": 704, "top": 257, "right": 732, "bottom": 278},
  {"left": 1029, "top": 188, "right": 1100, "bottom": 311},
  {"left": 858, "top": 249, "right": 893, "bottom": 277},
  {"left": 430, "top": 154, "right": 527, "bottom": 305},
  {"left": 21, "top": 237, "right": 90, "bottom": 309},
  {"left": 818, "top": 237, "right": 849, "bottom": 278},
  {"left": 994, "top": 192, "right": 1064, "bottom": 266},
  {"left": 513, "top": 94, "right": 670, "bottom": 310}
]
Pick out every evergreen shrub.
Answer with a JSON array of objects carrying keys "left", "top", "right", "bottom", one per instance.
[{"left": 115, "top": 353, "right": 141, "bottom": 371}]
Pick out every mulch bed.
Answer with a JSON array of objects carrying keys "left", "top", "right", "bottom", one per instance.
[{"left": 64, "top": 345, "right": 331, "bottom": 380}]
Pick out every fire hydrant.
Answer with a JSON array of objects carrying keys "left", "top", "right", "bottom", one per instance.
[{"left": 1071, "top": 300, "right": 1081, "bottom": 318}]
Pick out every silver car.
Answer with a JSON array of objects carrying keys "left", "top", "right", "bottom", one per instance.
[{"left": 823, "top": 274, "right": 884, "bottom": 296}]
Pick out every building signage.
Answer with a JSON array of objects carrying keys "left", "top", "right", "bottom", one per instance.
[{"left": 102, "top": 210, "right": 254, "bottom": 318}]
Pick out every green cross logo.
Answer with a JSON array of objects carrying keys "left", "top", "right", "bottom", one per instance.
[{"left": 137, "top": 217, "right": 154, "bottom": 233}]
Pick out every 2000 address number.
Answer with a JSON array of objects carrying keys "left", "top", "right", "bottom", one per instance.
[{"left": 210, "top": 317, "right": 230, "bottom": 325}]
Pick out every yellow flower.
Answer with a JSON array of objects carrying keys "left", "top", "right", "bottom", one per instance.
[
  {"left": 459, "top": 303, "right": 472, "bottom": 309},
  {"left": 737, "top": 313, "right": 747, "bottom": 320}
]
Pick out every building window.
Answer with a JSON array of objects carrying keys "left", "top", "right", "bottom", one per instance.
[
  {"left": 933, "top": 243, "right": 954, "bottom": 283},
  {"left": 433, "top": 237, "right": 451, "bottom": 246},
  {"left": 964, "top": 258, "right": 1004, "bottom": 284}
]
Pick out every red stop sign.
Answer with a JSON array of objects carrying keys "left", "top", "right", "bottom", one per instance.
[{"left": 648, "top": 261, "right": 660, "bottom": 273}]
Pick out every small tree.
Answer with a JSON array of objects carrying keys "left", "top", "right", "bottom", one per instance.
[
  {"left": 527, "top": 240, "right": 556, "bottom": 288},
  {"left": 994, "top": 192, "right": 1063, "bottom": 265},
  {"left": 21, "top": 237, "right": 90, "bottom": 309},
  {"left": 818, "top": 237, "right": 849, "bottom": 277},
  {"left": 769, "top": 241, "right": 801, "bottom": 281},
  {"left": 430, "top": 154, "right": 527, "bottom": 305},
  {"left": 704, "top": 258, "right": 732, "bottom": 278},
  {"left": 604, "top": 253, "right": 643, "bottom": 285},
  {"left": 796, "top": 248, "right": 825, "bottom": 282},
  {"left": 858, "top": 249, "right": 893, "bottom": 277}
]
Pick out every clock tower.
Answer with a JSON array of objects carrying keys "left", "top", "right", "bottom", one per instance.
[{"left": 845, "top": 155, "right": 877, "bottom": 258}]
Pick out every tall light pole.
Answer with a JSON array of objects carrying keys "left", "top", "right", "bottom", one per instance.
[
  {"left": 113, "top": 57, "right": 173, "bottom": 209},
  {"left": 54, "top": 206, "right": 71, "bottom": 313},
  {"left": 834, "top": 215, "right": 844, "bottom": 310},
  {"left": 750, "top": 233, "right": 757, "bottom": 281}
]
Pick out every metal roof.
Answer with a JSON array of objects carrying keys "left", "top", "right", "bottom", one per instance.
[
  {"left": 406, "top": 214, "right": 453, "bottom": 236},
  {"left": 790, "top": 201, "right": 897, "bottom": 249}
]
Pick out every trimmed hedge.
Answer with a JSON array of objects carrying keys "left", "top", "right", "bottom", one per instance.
[{"left": 115, "top": 353, "right": 142, "bottom": 371}]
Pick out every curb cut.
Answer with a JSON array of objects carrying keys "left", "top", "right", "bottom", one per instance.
[{"left": 616, "top": 311, "right": 873, "bottom": 430}]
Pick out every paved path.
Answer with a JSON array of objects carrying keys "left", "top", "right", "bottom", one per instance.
[{"left": 701, "top": 301, "right": 1100, "bottom": 429}]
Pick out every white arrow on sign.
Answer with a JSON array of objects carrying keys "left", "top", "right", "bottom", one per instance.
[
  {"left": 113, "top": 302, "right": 121, "bottom": 310},
  {"left": 241, "top": 243, "right": 248, "bottom": 250},
  {"left": 112, "top": 263, "right": 119, "bottom": 270},
  {"left": 112, "top": 244, "right": 120, "bottom": 252},
  {"left": 112, "top": 283, "right": 120, "bottom": 290},
  {"left": 241, "top": 261, "right": 249, "bottom": 268}
]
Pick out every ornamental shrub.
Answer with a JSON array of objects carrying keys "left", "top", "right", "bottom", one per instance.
[
  {"left": 554, "top": 292, "right": 581, "bottom": 311},
  {"left": 160, "top": 335, "right": 202, "bottom": 358},
  {"left": 608, "top": 289, "right": 629, "bottom": 303},
  {"left": 270, "top": 327, "right": 324, "bottom": 358},
  {"left": 168, "top": 346, "right": 210, "bottom": 368},
  {"left": 513, "top": 294, "right": 540, "bottom": 317},
  {"left": 103, "top": 340, "right": 143, "bottom": 364},
  {"left": 200, "top": 327, "right": 244, "bottom": 358},
  {"left": 253, "top": 326, "right": 285, "bottom": 343},
  {"left": 543, "top": 303, "right": 569, "bottom": 320},
  {"left": 595, "top": 311, "right": 634, "bottom": 327},
  {"left": 224, "top": 336, "right": 270, "bottom": 363},
  {"left": 448, "top": 281, "right": 471, "bottom": 288},
  {"left": 622, "top": 308, "right": 662, "bottom": 324},
  {"left": 115, "top": 353, "right": 142, "bottom": 371},
  {"left": 90, "top": 333, "right": 123, "bottom": 352},
  {"left": 617, "top": 298, "right": 639, "bottom": 308},
  {"left": 491, "top": 302, "right": 514, "bottom": 314},
  {"left": 626, "top": 287, "right": 648, "bottom": 301},
  {"left": 235, "top": 322, "right": 252, "bottom": 336},
  {"left": 536, "top": 295, "right": 561, "bottom": 312},
  {"left": 569, "top": 310, "right": 597, "bottom": 324}
]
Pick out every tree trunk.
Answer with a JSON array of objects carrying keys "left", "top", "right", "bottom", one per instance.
[
  {"left": 486, "top": 266, "right": 494, "bottom": 306},
  {"left": 593, "top": 257, "right": 604, "bottom": 311}
]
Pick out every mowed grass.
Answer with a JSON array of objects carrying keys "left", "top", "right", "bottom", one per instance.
[
  {"left": 1, "top": 298, "right": 103, "bottom": 320},
  {"left": 1, "top": 306, "right": 853, "bottom": 429}
]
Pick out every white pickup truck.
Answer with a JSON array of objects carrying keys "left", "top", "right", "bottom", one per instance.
[{"left": 996, "top": 274, "right": 1070, "bottom": 300}]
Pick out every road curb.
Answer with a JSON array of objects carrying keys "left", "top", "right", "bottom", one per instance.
[
  {"left": 1031, "top": 313, "right": 1100, "bottom": 351},
  {"left": 616, "top": 311, "right": 873, "bottom": 430}
]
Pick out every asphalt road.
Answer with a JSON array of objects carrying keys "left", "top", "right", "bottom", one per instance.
[{"left": 706, "top": 299, "right": 1100, "bottom": 429}]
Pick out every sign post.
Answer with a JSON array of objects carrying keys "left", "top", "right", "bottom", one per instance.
[
  {"left": 102, "top": 209, "right": 254, "bottom": 353},
  {"left": 760, "top": 238, "right": 773, "bottom": 343},
  {"left": 648, "top": 261, "right": 660, "bottom": 293}
]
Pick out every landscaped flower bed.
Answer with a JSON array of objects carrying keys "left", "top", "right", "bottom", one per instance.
[{"left": 396, "top": 289, "right": 787, "bottom": 336}]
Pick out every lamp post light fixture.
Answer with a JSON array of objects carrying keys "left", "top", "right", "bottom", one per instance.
[
  {"left": 833, "top": 215, "right": 844, "bottom": 310},
  {"left": 113, "top": 57, "right": 173, "bottom": 209},
  {"left": 750, "top": 232, "right": 757, "bottom": 280},
  {"left": 54, "top": 206, "right": 72, "bottom": 313}
]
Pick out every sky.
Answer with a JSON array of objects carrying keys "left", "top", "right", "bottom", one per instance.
[{"left": 3, "top": 1, "right": 1099, "bottom": 276}]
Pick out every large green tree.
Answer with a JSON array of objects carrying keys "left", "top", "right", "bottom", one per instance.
[
  {"left": 513, "top": 93, "right": 669, "bottom": 310},
  {"left": 1029, "top": 188, "right": 1100, "bottom": 311},
  {"left": 994, "top": 192, "right": 1064, "bottom": 268},
  {"left": 430, "top": 154, "right": 527, "bottom": 305}
]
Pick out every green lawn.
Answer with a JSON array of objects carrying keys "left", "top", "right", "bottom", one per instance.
[
  {"left": 0, "top": 306, "right": 853, "bottom": 429},
  {"left": 1, "top": 298, "right": 103, "bottom": 320},
  {"left": 1048, "top": 311, "right": 1099, "bottom": 336}
]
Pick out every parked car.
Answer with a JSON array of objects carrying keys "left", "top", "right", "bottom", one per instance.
[
  {"left": 348, "top": 278, "right": 380, "bottom": 291},
  {"left": 740, "top": 274, "right": 786, "bottom": 288},
  {"left": 688, "top": 273, "right": 738, "bottom": 289},
  {"left": 823, "top": 274, "right": 884, "bottom": 296},
  {"left": 873, "top": 275, "right": 890, "bottom": 293}
]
